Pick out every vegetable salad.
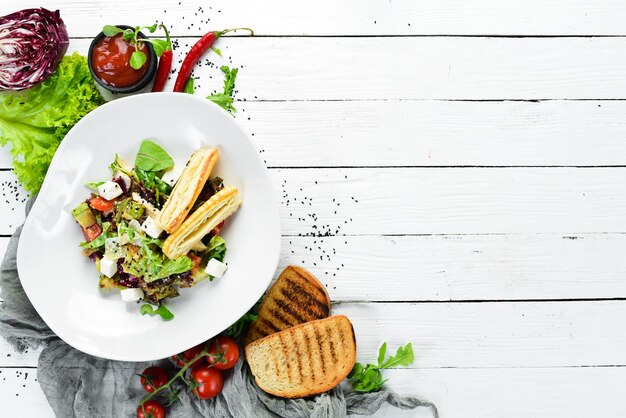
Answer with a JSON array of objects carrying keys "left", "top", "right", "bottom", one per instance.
[{"left": 72, "top": 140, "right": 227, "bottom": 319}]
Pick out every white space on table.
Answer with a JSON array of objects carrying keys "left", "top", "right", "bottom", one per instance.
[{"left": 2, "top": 0, "right": 626, "bottom": 417}]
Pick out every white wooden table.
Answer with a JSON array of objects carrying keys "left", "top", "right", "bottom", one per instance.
[{"left": 3, "top": 1, "right": 626, "bottom": 417}]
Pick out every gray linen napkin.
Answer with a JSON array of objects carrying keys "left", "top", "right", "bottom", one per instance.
[{"left": 0, "top": 201, "right": 438, "bottom": 418}]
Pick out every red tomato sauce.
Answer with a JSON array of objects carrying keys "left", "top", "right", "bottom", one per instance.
[{"left": 92, "top": 34, "right": 149, "bottom": 87}]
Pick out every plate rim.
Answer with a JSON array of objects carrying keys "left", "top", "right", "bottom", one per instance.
[{"left": 16, "top": 92, "right": 281, "bottom": 361}]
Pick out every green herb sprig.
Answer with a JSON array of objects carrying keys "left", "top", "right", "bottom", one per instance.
[
  {"left": 348, "top": 342, "right": 414, "bottom": 393},
  {"left": 207, "top": 65, "right": 239, "bottom": 113},
  {"left": 226, "top": 312, "right": 258, "bottom": 339},
  {"left": 140, "top": 304, "right": 175, "bottom": 320},
  {"left": 102, "top": 24, "right": 171, "bottom": 70}
]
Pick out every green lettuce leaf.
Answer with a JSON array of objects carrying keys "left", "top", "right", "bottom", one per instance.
[
  {"left": 205, "top": 235, "right": 226, "bottom": 262},
  {"left": 0, "top": 53, "right": 104, "bottom": 193},
  {"left": 124, "top": 239, "right": 193, "bottom": 283}
]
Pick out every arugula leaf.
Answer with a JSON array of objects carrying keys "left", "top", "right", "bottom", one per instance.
[
  {"left": 207, "top": 66, "right": 238, "bottom": 113},
  {"left": 109, "top": 154, "right": 134, "bottom": 177},
  {"left": 125, "top": 239, "right": 193, "bottom": 283},
  {"left": 377, "top": 342, "right": 387, "bottom": 366},
  {"left": 135, "top": 139, "right": 174, "bottom": 172},
  {"left": 154, "top": 256, "right": 194, "bottom": 281},
  {"left": 85, "top": 181, "right": 104, "bottom": 190},
  {"left": 135, "top": 167, "right": 172, "bottom": 196},
  {"left": 349, "top": 342, "right": 414, "bottom": 393},
  {"left": 140, "top": 304, "right": 174, "bottom": 320},
  {"left": 380, "top": 342, "right": 414, "bottom": 368}
]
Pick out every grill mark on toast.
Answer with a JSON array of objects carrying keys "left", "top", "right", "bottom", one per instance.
[
  {"left": 326, "top": 323, "right": 338, "bottom": 363},
  {"left": 313, "top": 326, "right": 326, "bottom": 375},
  {"left": 260, "top": 318, "right": 281, "bottom": 333},
  {"left": 280, "top": 288, "right": 327, "bottom": 320},
  {"left": 303, "top": 328, "right": 316, "bottom": 382},
  {"left": 268, "top": 341, "right": 281, "bottom": 380},
  {"left": 278, "top": 331, "right": 292, "bottom": 382},
  {"left": 269, "top": 309, "right": 293, "bottom": 329},
  {"left": 291, "top": 329, "right": 304, "bottom": 385},
  {"left": 337, "top": 320, "right": 346, "bottom": 344},
  {"left": 274, "top": 298, "right": 307, "bottom": 325},
  {"left": 281, "top": 280, "right": 329, "bottom": 317}
]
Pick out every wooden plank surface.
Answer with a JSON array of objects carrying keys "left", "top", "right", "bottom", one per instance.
[
  {"left": 7, "top": 99, "right": 626, "bottom": 169},
  {"left": 2, "top": 0, "right": 625, "bottom": 416},
  {"left": 4, "top": 168, "right": 626, "bottom": 235},
  {"left": 238, "top": 100, "right": 626, "bottom": 168},
  {"left": 1, "top": 301, "right": 625, "bottom": 369},
  {"left": 1, "top": 365, "right": 625, "bottom": 418},
  {"left": 4, "top": 0, "right": 626, "bottom": 36},
  {"left": 4, "top": 232, "right": 626, "bottom": 303},
  {"left": 47, "top": 37, "right": 626, "bottom": 101}
]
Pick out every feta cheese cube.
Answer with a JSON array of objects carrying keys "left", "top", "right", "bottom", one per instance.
[
  {"left": 120, "top": 288, "right": 144, "bottom": 302},
  {"left": 97, "top": 181, "right": 123, "bottom": 200},
  {"left": 127, "top": 220, "right": 144, "bottom": 245},
  {"left": 205, "top": 258, "right": 228, "bottom": 278},
  {"left": 128, "top": 219, "right": 142, "bottom": 232},
  {"left": 161, "top": 165, "right": 184, "bottom": 187},
  {"left": 99, "top": 257, "right": 117, "bottom": 278},
  {"left": 141, "top": 216, "right": 163, "bottom": 239},
  {"left": 114, "top": 171, "right": 132, "bottom": 190}
]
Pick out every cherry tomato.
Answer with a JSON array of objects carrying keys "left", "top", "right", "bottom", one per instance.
[
  {"left": 190, "top": 365, "right": 223, "bottom": 399},
  {"left": 137, "top": 400, "right": 165, "bottom": 418},
  {"left": 170, "top": 343, "right": 205, "bottom": 368},
  {"left": 207, "top": 336, "right": 240, "bottom": 370},
  {"left": 140, "top": 366, "right": 168, "bottom": 393},
  {"left": 89, "top": 196, "right": 115, "bottom": 213},
  {"left": 82, "top": 224, "right": 102, "bottom": 242}
]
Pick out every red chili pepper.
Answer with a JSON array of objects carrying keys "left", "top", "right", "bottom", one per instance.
[
  {"left": 152, "top": 25, "right": 173, "bottom": 92},
  {"left": 173, "top": 27, "right": 253, "bottom": 93},
  {"left": 152, "top": 50, "right": 173, "bottom": 92}
]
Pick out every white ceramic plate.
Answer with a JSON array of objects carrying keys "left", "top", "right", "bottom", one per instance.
[{"left": 17, "top": 93, "right": 281, "bottom": 361}]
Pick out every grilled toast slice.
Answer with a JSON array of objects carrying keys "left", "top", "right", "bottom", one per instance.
[
  {"left": 244, "top": 266, "right": 330, "bottom": 346},
  {"left": 245, "top": 315, "right": 356, "bottom": 398}
]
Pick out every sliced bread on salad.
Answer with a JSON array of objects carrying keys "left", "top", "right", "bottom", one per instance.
[{"left": 159, "top": 146, "right": 218, "bottom": 234}]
